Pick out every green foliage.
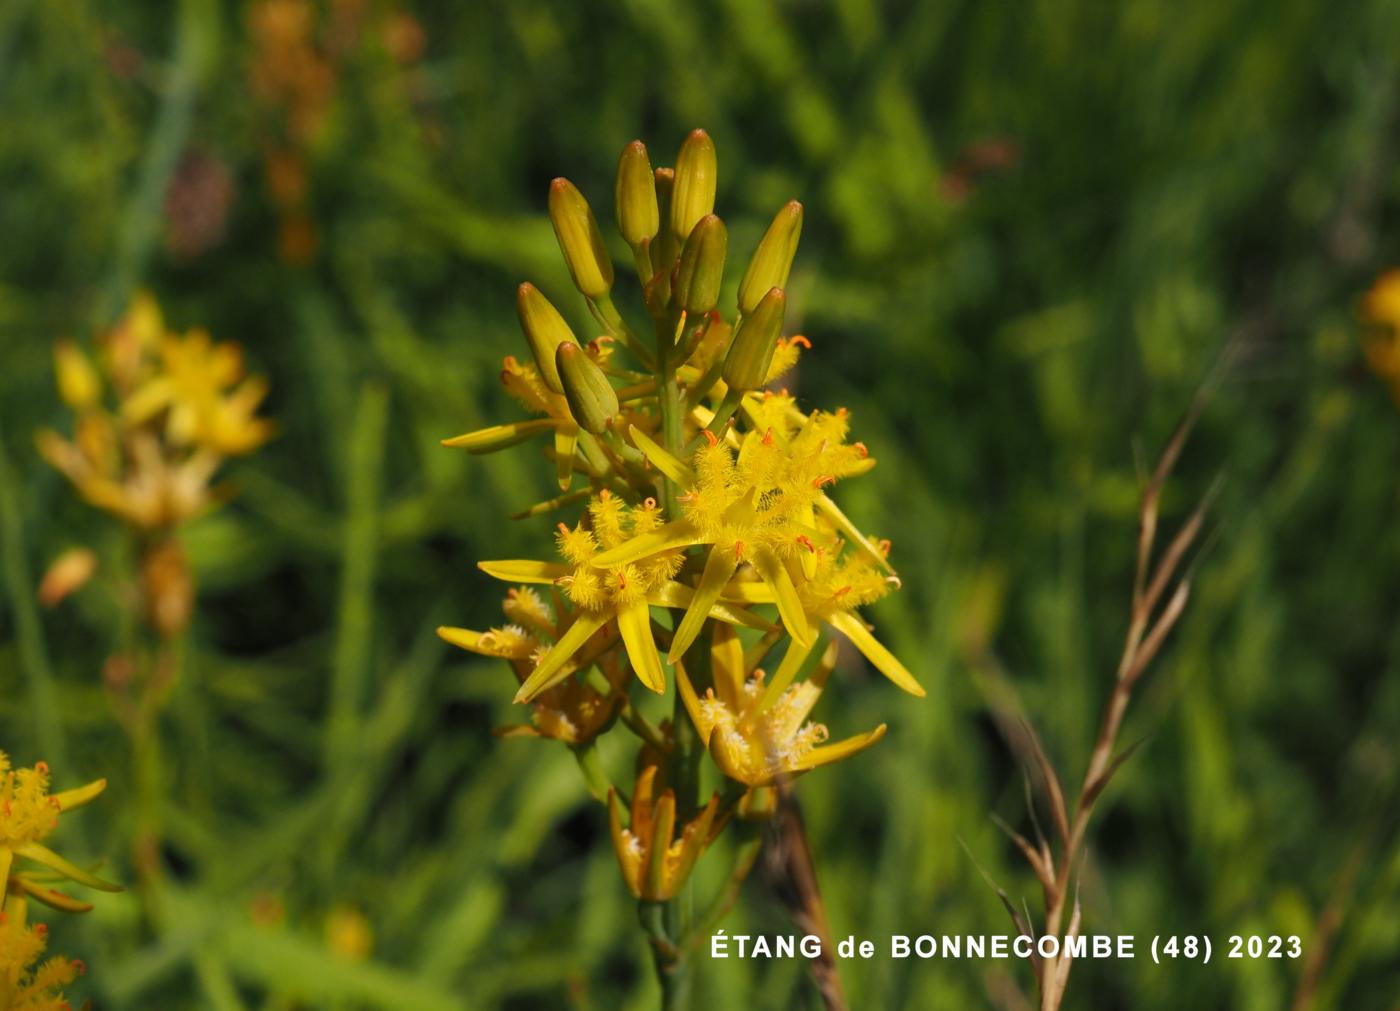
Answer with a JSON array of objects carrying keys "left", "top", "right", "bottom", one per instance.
[{"left": 2, "top": 0, "right": 1399, "bottom": 1007}]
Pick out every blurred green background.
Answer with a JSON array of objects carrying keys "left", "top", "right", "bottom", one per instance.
[{"left": 3, "top": 0, "right": 1400, "bottom": 1008}]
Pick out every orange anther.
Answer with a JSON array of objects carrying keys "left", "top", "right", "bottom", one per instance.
[
  {"left": 703, "top": 430, "right": 718, "bottom": 446},
  {"left": 74, "top": 960, "right": 86, "bottom": 976},
  {"left": 762, "top": 428, "right": 775, "bottom": 445},
  {"left": 834, "top": 585, "right": 852, "bottom": 598},
  {"left": 599, "top": 488, "right": 612, "bottom": 500},
  {"left": 854, "top": 442, "right": 869, "bottom": 458},
  {"left": 878, "top": 538, "right": 892, "bottom": 556},
  {"left": 790, "top": 335, "right": 811, "bottom": 349},
  {"left": 36, "top": 761, "right": 49, "bottom": 774},
  {"left": 557, "top": 522, "right": 570, "bottom": 535},
  {"left": 796, "top": 535, "right": 816, "bottom": 553},
  {"left": 813, "top": 474, "right": 836, "bottom": 488},
  {"left": 643, "top": 496, "right": 657, "bottom": 509},
  {"left": 734, "top": 540, "right": 746, "bottom": 560}
]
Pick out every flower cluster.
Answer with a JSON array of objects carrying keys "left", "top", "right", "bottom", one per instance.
[
  {"left": 438, "top": 131, "right": 918, "bottom": 922},
  {"left": 37, "top": 294, "right": 271, "bottom": 636},
  {"left": 1, "top": 752, "right": 118, "bottom": 1010}
]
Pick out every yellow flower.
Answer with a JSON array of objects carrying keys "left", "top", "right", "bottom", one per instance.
[
  {"left": 474, "top": 492, "right": 774, "bottom": 703},
  {"left": 588, "top": 402, "right": 922, "bottom": 695},
  {"left": 0, "top": 917, "right": 83, "bottom": 1011},
  {"left": 1, "top": 754, "right": 119, "bottom": 915},
  {"left": 39, "top": 294, "right": 271, "bottom": 530},
  {"left": 37, "top": 428, "right": 222, "bottom": 530},
  {"left": 438, "top": 587, "right": 626, "bottom": 745},
  {"left": 122, "top": 327, "right": 272, "bottom": 456},
  {"left": 607, "top": 762, "right": 723, "bottom": 901},
  {"left": 675, "top": 631, "right": 886, "bottom": 787}
]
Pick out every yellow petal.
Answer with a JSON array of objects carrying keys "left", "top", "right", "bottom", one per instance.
[
  {"left": 710, "top": 624, "right": 746, "bottom": 709},
  {"left": 816, "top": 495, "right": 895, "bottom": 576},
  {"left": 794, "top": 724, "right": 887, "bottom": 771},
  {"left": 617, "top": 599, "right": 665, "bottom": 693},
  {"left": 647, "top": 790, "right": 678, "bottom": 899},
  {"left": 827, "top": 610, "right": 924, "bottom": 696},
  {"left": 514, "top": 610, "right": 609, "bottom": 702},
  {"left": 14, "top": 841, "right": 123, "bottom": 892},
  {"left": 121, "top": 377, "right": 174, "bottom": 425},
  {"left": 628, "top": 424, "right": 696, "bottom": 486},
  {"left": 649, "top": 581, "right": 773, "bottom": 631},
  {"left": 667, "top": 545, "right": 739, "bottom": 663},
  {"left": 50, "top": 778, "right": 107, "bottom": 813},
  {"left": 759, "top": 636, "right": 816, "bottom": 711},
  {"left": 441, "top": 418, "right": 556, "bottom": 453},
  {"left": 717, "top": 581, "right": 775, "bottom": 605},
  {"left": 436, "top": 626, "right": 534, "bottom": 660},
  {"left": 591, "top": 518, "right": 704, "bottom": 568},
  {"left": 673, "top": 657, "right": 710, "bottom": 743},
  {"left": 554, "top": 423, "right": 578, "bottom": 490},
  {"left": 608, "top": 789, "right": 643, "bottom": 897},
  {"left": 752, "top": 549, "right": 811, "bottom": 646},
  {"left": 15, "top": 878, "right": 95, "bottom": 914},
  {"left": 478, "top": 560, "right": 569, "bottom": 584},
  {"left": 673, "top": 793, "right": 721, "bottom": 887}
]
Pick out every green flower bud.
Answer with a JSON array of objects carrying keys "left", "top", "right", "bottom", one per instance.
[
  {"left": 515, "top": 283, "right": 575, "bottom": 393},
  {"left": 556, "top": 341, "right": 619, "bottom": 434},
  {"left": 670, "top": 129, "right": 717, "bottom": 242},
  {"left": 722, "top": 287, "right": 786, "bottom": 392},
  {"left": 615, "top": 141, "right": 659, "bottom": 247},
  {"left": 738, "top": 200, "right": 803, "bottom": 316},
  {"left": 674, "top": 214, "right": 728, "bottom": 315},
  {"left": 549, "top": 178, "right": 614, "bottom": 299}
]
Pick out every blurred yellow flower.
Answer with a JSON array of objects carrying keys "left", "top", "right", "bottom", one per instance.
[
  {"left": 325, "top": 905, "right": 373, "bottom": 962},
  {"left": 38, "top": 294, "right": 271, "bottom": 535},
  {"left": 122, "top": 328, "right": 272, "bottom": 455},
  {"left": 1362, "top": 268, "right": 1400, "bottom": 400}
]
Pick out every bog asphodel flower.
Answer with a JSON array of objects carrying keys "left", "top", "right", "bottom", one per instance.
[
  {"left": 1, "top": 753, "right": 119, "bottom": 915},
  {"left": 0, "top": 916, "right": 83, "bottom": 1011},
  {"left": 676, "top": 630, "right": 885, "bottom": 787},
  {"left": 475, "top": 491, "right": 773, "bottom": 702},
  {"left": 38, "top": 294, "right": 271, "bottom": 531},
  {"left": 608, "top": 762, "right": 723, "bottom": 901},
  {"left": 439, "top": 587, "right": 627, "bottom": 744},
  {"left": 441, "top": 130, "right": 920, "bottom": 947}
]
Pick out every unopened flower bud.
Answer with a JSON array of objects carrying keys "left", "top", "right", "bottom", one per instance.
[
  {"left": 738, "top": 200, "right": 803, "bottom": 316},
  {"left": 650, "top": 168, "right": 678, "bottom": 275},
  {"left": 674, "top": 214, "right": 727, "bottom": 315},
  {"left": 670, "top": 130, "right": 717, "bottom": 242},
  {"left": 515, "top": 283, "right": 575, "bottom": 393},
  {"left": 556, "top": 341, "right": 619, "bottom": 434},
  {"left": 54, "top": 340, "right": 101, "bottom": 410},
  {"left": 615, "top": 141, "right": 659, "bottom": 248},
  {"left": 549, "top": 178, "right": 614, "bottom": 299},
  {"left": 722, "top": 287, "right": 785, "bottom": 392}
]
